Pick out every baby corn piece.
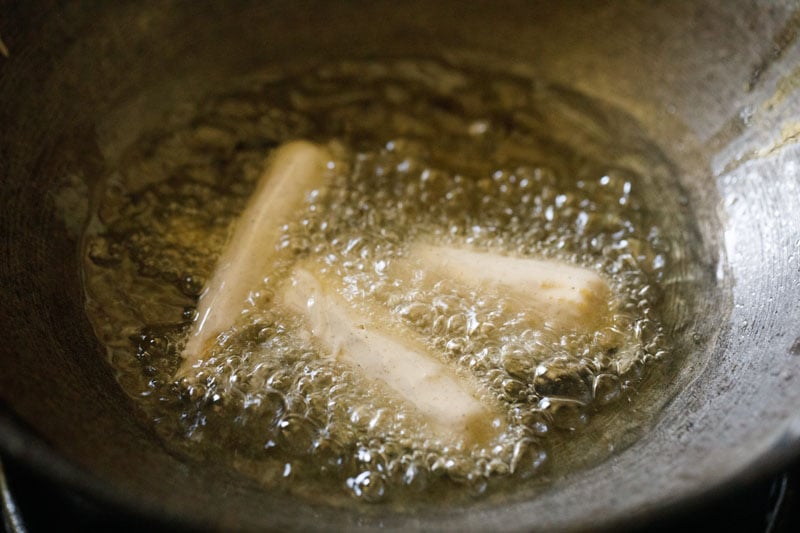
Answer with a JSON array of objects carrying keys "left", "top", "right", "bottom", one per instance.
[
  {"left": 281, "top": 265, "right": 501, "bottom": 446},
  {"left": 405, "top": 243, "right": 611, "bottom": 331},
  {"left": 177, "top": 141, "right": 331, "bottom": 377}
]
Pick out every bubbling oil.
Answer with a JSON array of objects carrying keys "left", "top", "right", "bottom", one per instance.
[{"left": 84, "top": 58, "right": 695, "bottom": 505}]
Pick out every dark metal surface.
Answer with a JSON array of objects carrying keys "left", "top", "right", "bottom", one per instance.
[{"left": 1, "top": 1, "right": 799, "bottom": 531}]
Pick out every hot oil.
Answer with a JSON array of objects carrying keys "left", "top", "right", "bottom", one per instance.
[{"left": 83, "top": 58, "right": 701, "bottom": 506}]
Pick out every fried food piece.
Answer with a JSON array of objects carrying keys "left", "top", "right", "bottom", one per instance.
[
  {"left": 402, "top": 243, "right": 611, "bottom": 332},
  {"left": 281, "top": 265, "right": 502, "bottom": 446},
  {"left": 177, "top": 141, "right": 331, "bottom": 377}
]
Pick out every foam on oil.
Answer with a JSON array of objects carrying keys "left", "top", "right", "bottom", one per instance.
[{"left": 83, "top": 58, "right": 700, "bottom": 505}]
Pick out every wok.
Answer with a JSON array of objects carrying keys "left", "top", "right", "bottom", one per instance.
[{"left": 1, "top": 1, "right": 800, "bottom": 530}]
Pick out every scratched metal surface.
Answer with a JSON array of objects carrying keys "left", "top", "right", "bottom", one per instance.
[{"left": 0, "top": 1, "right": 799, "bottom": 531}]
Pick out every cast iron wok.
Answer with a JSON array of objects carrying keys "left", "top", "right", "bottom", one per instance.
[{"left": 1, "top": 1, "right": 800, "bottom": 530}]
